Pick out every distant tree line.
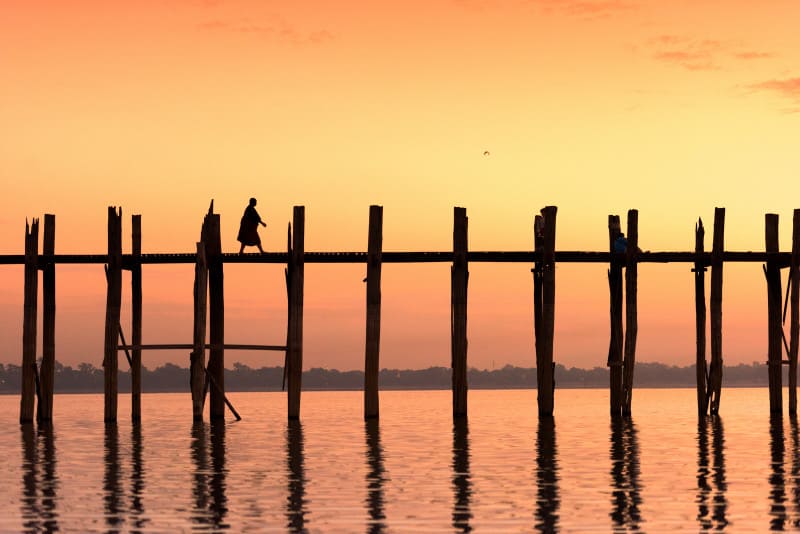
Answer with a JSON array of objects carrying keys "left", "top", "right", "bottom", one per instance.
[{"left": 0, "top": 360, "right": 781, "bottom": 394}]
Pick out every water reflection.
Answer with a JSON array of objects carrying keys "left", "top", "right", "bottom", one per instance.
[
  {"left": 286, "top": 420, "right": 308, "bottom": 533},
  {"left": 770, "top": 415, "right": 788, "bottom": 530},
  {"left": 610, "top": 417, "right": 642, "bottom": 531},
  {"left": 696, "top": 416, "right": 728, "bottom": 530},
  {"left": 364, "top": 419, "right": 387, "bottom": 533},
  {"left": 791, "top": 417, "right": 800, "bottom": 529},
  {"left": 190, "top": 421, "right": 229, "bottom": 530},
  {"left": 129, "top": 424, "right": 147, "bottom": 531},
  {"left": 104, "top": 423, "right": 124, "bottom": 532},
  {"left": 452, "top": 418, "right": 472, "bottom": 532},
  {"left": 20, "top": 424, "right": 60, "bottom": 533},
  {"left": 535, "top": 417, "right": 560, "bottom": 532}
]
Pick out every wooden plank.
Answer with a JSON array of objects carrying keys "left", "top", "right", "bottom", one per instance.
[
  {"left": 118, "top": 343, "right": 287, "bottom": 351},
  {"left": 288, "top": 206, "right": 305, "bottom": 420},
  {"left": 206, "top": 211, "right": 225, "bottom": 420},
  {"left": 191, "top": 242, "right": 208, "bottom": 421},
  {"left": 766, "top": 213, "right": 783, "bottom": 414},
  {"left": 622, "top": 209, "right": 638, "bottom": 415},
  {"left": 364, "top": 205, "right": 383, "bottom": 419},
  {"left": 539, "top": 206, "right": 557, "bottom": 417},
  {"left": 607, "top": 215, "right": 623, "bottom": 416},
  {"left": 790, "top": 209, "right": 800, "bottom": 414},
  {"left": 19, "top": 219, "right": 39, "bottom": 424},
  {"left": 39, "top": 214, "right": 56, "bottom": 423},
  {"left": 451, "top": 207, "right": 468, "bottom": 418},
  {"left": 694, "top": 218, "right": 708, "bottom": 416},
  {"left": 708, "top": 208, "right": 725, "bottom": 415},
  {"left": 103, "top": 207, "right": 123, "bottom": 422},
  {"left": 131, "top": 214, "right": 142, "bottom": 422}
]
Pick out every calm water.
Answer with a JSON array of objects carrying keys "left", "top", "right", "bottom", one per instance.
[{"left": 2, "top": 388, "right": 800, "bottom": 532}]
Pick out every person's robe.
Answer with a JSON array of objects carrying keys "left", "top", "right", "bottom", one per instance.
[{"left": 237, "top": 205, "right": 263, "bottom": 246}]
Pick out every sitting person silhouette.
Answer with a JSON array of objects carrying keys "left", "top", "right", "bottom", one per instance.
[{"left": 237, "top": 197, "right": 267, "bottom": 253}]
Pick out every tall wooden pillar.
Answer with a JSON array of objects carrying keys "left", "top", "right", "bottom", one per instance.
[
  {"left": 765, "top": 213, "right": 782, "bottom": 414},
  {"left": 103, "top": 207, "right": 123, "bottom": 422},
  {"left": 191, "top": 242, "right": 208, "bottom": 420},
  {"left": 20, "top": 219, "right": 39, "bottom": 424},
  {"left": 451, "top": 207, "right": 468, "bottom": 418},
  {"left": 364, "top": 205, "right": 383, "bottom": 419},
  {"left": 708, "top": 208, "right": 725, "bottom": 415},
  {"left": 607, "top": 215, "right": 624, "bottom": 416},
  {"left": 790, "top": 209, "right": 800, "bottom": 414},
  {"left": 694, "top": 218, "right": 708, "bottom": 416},
  {"left": 533, "top": 215, "right": 544, "bottom": 410},
  {"left": 131, "top": 214, "right": 142, "bottom": 422},
  {"left": 206, "top": 208, "right": 225, "bottom": 420},
  {"left": 538, "top": 206, "right": 557, "bottom": 417},
  {"left": 38, "top": 214, "right": 56, "bottom": 423},
  {"left": 287, "top": 206, "right": 305, "bottom": 420},
  {"left": 622, "top": 209, "right": 638, "bottom": 415}
]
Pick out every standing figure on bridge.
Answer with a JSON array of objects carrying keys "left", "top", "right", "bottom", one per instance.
[{"left": 237, "top": 197, "right": 267, "bottom": 253}]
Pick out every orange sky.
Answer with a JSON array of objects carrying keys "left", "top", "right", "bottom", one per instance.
[{"left": 2, "top": 0, "right": 800, "bottom": 371}]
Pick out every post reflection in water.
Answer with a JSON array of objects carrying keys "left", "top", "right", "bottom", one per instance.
[
  {"left": 535, "top": 417, "right": 560, "bottom": 532},
  {"left": 286, "top": 419, "right": 308, "bottom": 533},
  {"left": 103, "top": 423, "right": 125, "bottom": 531},
  {"left": 609, "top": 417, "right": 642, "bottom": 532},
  {"left": 20, "top": 423, "right": 60, "bottom": 533},
  {"left": 769, "top": 415, "right": 787, "bottom": 530},
  {"left": 792, "top": 416, "right": 800, "bottom": 529},
  {"left": 696, "top": 416, "right": 728, "bottom": 530},
  {"left": 451, "top": 418, "right": 472, "bottom": 533},
  {"left": 364, "top": 419, "right": 387, "bottom": 533},
  {"left": 190, "top": 421, "right": 229, "bottom": 530},
  {"left": 130, "top": 424, "right": 147, "bottom": 531}
]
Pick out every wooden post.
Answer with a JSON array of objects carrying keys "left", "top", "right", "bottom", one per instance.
[
  {"left": 607, "top": 215, "right": 623, "bottom": 416},
  {"left": 622, "top": 209, "right": 638, "bottom": 415},
  {"left": 131, "top": 214, "right": 142, "bottom": 422},
  {"left": 708, "top": 208, "right": 725, "bottom": 415},
  {"left": 191, "top": 242, "right": 208, "bottom": 420},
  {"left": 539, "top": 206, "right": 557, "bottom": 417},
  {"left": 766, "top": 213, "right": 783, "bottom": 414},
  {"left": 451, "top": 207, "right": 468, "bottom": 418},
  {"left": 103, "top": 207, "right": 122, "bottom": 422},
  {"left": 20, "top": 219, "right": 39, "bottom": 424},
  {"left": 287, "top": 206, "right": 305, "bottom": 420},
  {"left": 694, "top": 218, "right": 708, "bottom": 417},
  {"left": 364, "top": 205, "right": 383, "bottom": 419},
  {"left": 38, "top": 214, "right": 56, "bottom": 423},
  {"left": 206, "top": 208, "right": 225, "bottom": 420},
  {"left": 790, "top": 209, "right": 800, "bottom": 415},
  {"left": 533, "top": 215, "right": 544, "bottom": 412}
]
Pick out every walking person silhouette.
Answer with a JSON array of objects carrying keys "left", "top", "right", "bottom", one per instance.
[{"left": 237, "top": 197, "right": 267, "bottom": 253}]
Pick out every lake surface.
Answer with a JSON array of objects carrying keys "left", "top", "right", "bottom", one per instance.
[{"left": 1, "top": 388, "right": 799, "bottom": 532}]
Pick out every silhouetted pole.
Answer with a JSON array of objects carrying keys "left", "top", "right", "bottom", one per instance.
[
  {"left": 539, "top": 206, "right": 557, "bottom": 417},
  {"left": 790, "top": 209, "right": 800, "bottom": 414},
  {"left": 103, "top": 207, "right": 122, "bottom": 422},
  {"left": 622, "top": 209, "right": 638, "bottom": 415},
  {"left": 708, "top": 208, "right": 725, "bottom": 415},
  {"left": 766, "top": 213, "right": 783, "bottom": 414},
  {"left": 39, "top": 214, "right": 56, "bottom": 423},
  {"left": 694, "top": 218, "right": 708, "bottom": 416},
  {"left": 20, "top": 218, "right": 39, "bottom": 424},
  {"left": 364, "top": 205, "right": 383, "bottom": 419},
  {"left": 191, "top": 241, "right": 208, "bottom": 421},
  {"left": 607, "top": 215, "right": 623, "bottom": 416},
  {"left": 131, "top": 214, "right": 142, "bottom": 422},
  {"left": 533, "top": 215, "right": 544, "bottom": 410},
  {"left": 451, "top": 207, "right": 468, "bottom": 418},
  {"left": 287, "top": 206, "right": 305, "bottom": 420},
  {"left": 205, "top": 203, "right": 225, "bottom": 420}
]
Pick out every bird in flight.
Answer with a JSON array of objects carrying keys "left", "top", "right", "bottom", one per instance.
[{"left": 483, "top": 150, "right": 490, "bottom": 156}]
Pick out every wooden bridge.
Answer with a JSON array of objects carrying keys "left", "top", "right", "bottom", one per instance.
[{"left": 4, "top": 203, "right": 799, "bottom": 425}]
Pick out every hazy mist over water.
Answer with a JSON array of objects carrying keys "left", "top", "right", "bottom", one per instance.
[{"left": 2, "top": 388, "right": 799, "bottom": 531}]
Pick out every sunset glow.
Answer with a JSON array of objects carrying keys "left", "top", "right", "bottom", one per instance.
[{"left": 2, "top": 0, "right": 800, "bottom": 371}]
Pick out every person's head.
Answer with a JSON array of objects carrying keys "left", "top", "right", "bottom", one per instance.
[
  {"left": 618, "top": 232, "right": 624, "bottom": 238},
  {"left": 249, "top": 197, "right": 257, "bottom": 207}
]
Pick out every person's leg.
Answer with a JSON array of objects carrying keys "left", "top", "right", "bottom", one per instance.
[
  {"left": 258, "top": 244, "right": 265, "bottom": 253},
  {"left": 239, "top": 243, "right": 245, "bottom": 254}
]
